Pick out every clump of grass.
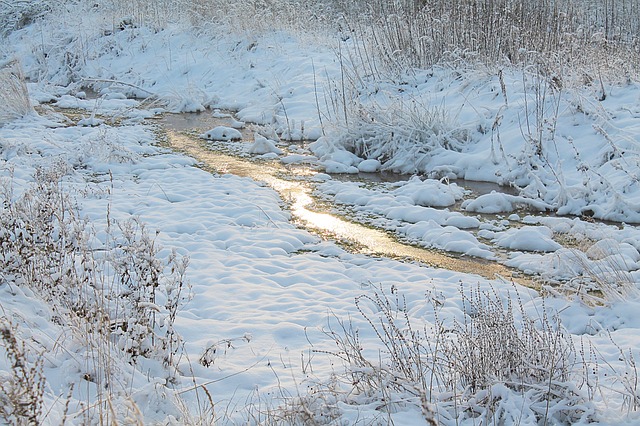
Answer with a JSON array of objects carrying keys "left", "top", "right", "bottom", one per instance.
[
  {"left": 321, "top": 91, "right": 465, "bottom": 174},
  {"left": 278, "top": 283, "right": 600, "bottom": 424},
  {"left": 552, "top": 240, "right": 639, "bottom": 305},
  {"left": 0, "top": 318, "right": 46, "bottom": 425},
  {"left": 0, "top": 60, "right": 32, "bottom": 126}
]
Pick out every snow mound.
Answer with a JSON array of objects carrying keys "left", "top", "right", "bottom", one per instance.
[
  {"left": 392, "top": 176, "right": 465, "bottom": 207},
  {"left": 200, "top": 126, "right": 242, "bottom": 141},
  {"left": 506, "top": 249, "right": 588, "bottom": 279},
  {"left": 586, "top": 238, "right": 640, "bottom": 262},
  {"left": 169, "top": 99, "right": 205, "bottom": 113},
  {"left": 211, "top": 109, "right": 232, "bottom": 118},
  {"left": 404, "top": 220, "right": 494, "bottom": 259},
  {"left": 494, "top": 226, "right": 561, "bottom": 252},
  {"left": 248, "top": 133, "right": 283, "bottom": 155},
  {"left": 324, "top": 160, "right": 358, "bottom": 174},
  {"left": 462, "top": 192, "right": 552, "bottom": 214},
  {"left": 77, "top": 116, "right": 104, "bottom": 127},
  {"left": 357, "top": 159, "right": 381, "bottom": 173}
]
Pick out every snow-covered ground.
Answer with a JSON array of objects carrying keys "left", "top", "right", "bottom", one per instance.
[{"left": 1, "top": 1, "right": 640, "bottom": 424}]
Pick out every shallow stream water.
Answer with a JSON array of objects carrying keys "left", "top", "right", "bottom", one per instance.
[{"left": 158, "top": 112, "right": 534, "bottom": 287}]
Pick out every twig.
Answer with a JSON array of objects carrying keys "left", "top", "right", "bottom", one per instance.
[{"left": 81, "top": 78, "right": 157, "bottom": 96}]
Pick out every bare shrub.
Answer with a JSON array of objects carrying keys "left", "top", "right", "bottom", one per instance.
[
  {"left": 442, "top": 284, "right": 592, "bottom": 423},
  {"left": 109, "top": 218, "right": 191, "bottom": 367},
  {"left": 0, "top": 162, "right": 83, "bottom": 294},
  {"left": 0, "top": 163, "right": 192, "bottom": 420}
]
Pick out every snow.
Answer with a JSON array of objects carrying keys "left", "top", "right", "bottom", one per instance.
[
  {"left": 490, "top": 226, "right": 563, "bottom": 252},
  {"left": 323, "top": 160, "right": 359, "bottom": 174},
  {"left": 405, "top": 220, "right": 495, "bottom": 258},
  {"left": 199, "top": 126, "right": 242, "bottom": 141},
  {"left": 392, "top": 175, "right": 466, "bottom": 207},
  {"left": 247, "top": 133, "right": 283, "bottom": 155},
  {"left": 357, "top": 158, "right": 381, "bottom": 172},
  {"left": 0, "top": 1, "right": 640, "bottom": 424},
  {"left": 76, "top": 115, "right": 104, "bottom": 126},
  {"left": 462, "top": 191, "right": 553, "bottom": 214}
]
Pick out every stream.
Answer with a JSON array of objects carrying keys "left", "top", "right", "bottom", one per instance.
[{"left": 157, "top": 112, "right": 534, "bottom": 287}]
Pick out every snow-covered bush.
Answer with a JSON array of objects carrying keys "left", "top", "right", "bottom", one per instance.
[
  {"left": 0, "top": 163, "right": 80, "bottom": 294},
  {"left": 442, "top": 285, "right": 592, "bottom": 424},
  {"left": 0, "top": 163, "right": 193, "bottom": 421},
  {"left": 0, "top": 163, "right": 191, "bottom": 376},
  {"left": 109, "top": 218, "right": 190, "bottom": 367},
  {"left": 316, "top": 85, "right": 469, "bottom": 174}
]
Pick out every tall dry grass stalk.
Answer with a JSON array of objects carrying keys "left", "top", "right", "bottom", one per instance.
[
  {"left": 0, "top": 60, "right": 32, "bottom": 126},
  {"left": 555, "top": 241, "right": 640, "bottom": 304},
  {"left": 0, "top": 318, "right": 46, "bottom": 425}
]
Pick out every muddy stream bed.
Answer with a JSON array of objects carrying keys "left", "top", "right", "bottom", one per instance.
[{"left": 156, "top": 112, "right": 536, "bottom": 287}]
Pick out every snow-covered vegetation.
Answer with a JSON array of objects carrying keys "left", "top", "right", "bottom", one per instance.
[{"left": 1, "top": 0, "right": 640, "bottom": 424}]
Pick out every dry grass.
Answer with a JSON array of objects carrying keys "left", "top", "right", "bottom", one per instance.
[
  {"left": 0, "top": 318, "right": 46, "bottom": 425},
  {"left": 0, "top": 60, "right": 32, "bottom": 126},
  {"left": 0, "top": 164, "right": 195, "bottom": 423},
  {"left": 269, "top": 283, "right": 599, "bottom": 424},
  {"left": 551, "top": 240, "right": 640, "bottom": 305},
  {"left": 347, "top": 0, "right": 639, "bottom": 81}
]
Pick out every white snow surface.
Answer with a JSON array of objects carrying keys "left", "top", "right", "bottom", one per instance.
[
  {"left": 1, "top": 5, "right": 640, "bottom": 425},
  {"left": 200, "top": 126, "right": 242, "bottom": 141},
  {"left": 247, "top": 133, "right": 283, "bottom": 155},
  {"left": 492, "top": 225, "right": 563, "bottom": 252}
]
